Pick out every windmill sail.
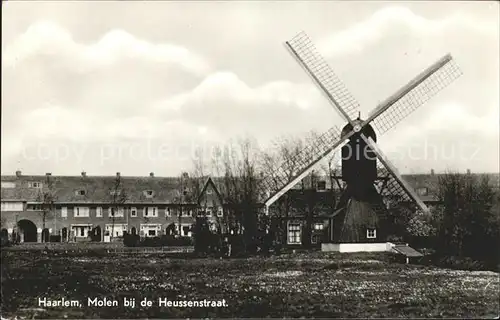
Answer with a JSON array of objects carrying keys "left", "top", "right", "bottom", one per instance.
[
  {"left": 260, "top": 126, "right": 343, "bottom": 206},
  {"left": 362, "top": 135, "right": 429, "bottom": 213},
  {"left": 267, "top": 32, "right": 461, "bottom": 215},
  {"left": 286, "top": 31, "right": 360, "bottom": 122},
  {"left": 369, "top": 54, "right": 462, "bottom": 135}
]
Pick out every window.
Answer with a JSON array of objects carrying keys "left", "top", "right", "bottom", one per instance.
[
  {"left": 71, "top": 225, "right": 92, "bottom": 238},
  {"left": 288, "top": 223, "right": 301, "bottom": 244},
  {"left": 96, "top": 207, "right": 103, "bottom": 218},
  {"left": 144, "top": 190, "right": 155, "bottom": 198},
  {"left": 1, "top": 202, "right": 23, "bottom": 211},
  {"left": 27, "top": 203, "right": 42, "bottom": 211},
  {"left": 165, "top": 208, "right": 171, "bottom": 217},
  {"left": 143, "top": 207, "right": 158, "bottom": 217},
  {"left": 366, "top": 228, "right": 377, "bottom": 239},
  {"left": 1, "top": 182, "right": 15, "bottom": 188},
  {"left": 206, "top": 188, "right": 213, "bottom": 195},
  {"left": 105, "top": 224, "right": 127, "bottom": 237},
  {"left": 317, "top": 181, "right": 327, "bottom": 191},
  {"left": 28, "top": 182, "right": 42, "bottom": 188},
  {"left": 61, "top": 207, "right": 67, "bottom": 217},
  {"left": 311, "top": 234, "right": 322, "bottom": 244},
  {"left": 217, "top": 207, "right": 223, "bottom": 217},
  {"left": 130, "top": 207, "right": 137, "bottom": 217},
  {"left": 314, "top": 223, "right": 324, "bottom": 230},
  {"left": 75, "top": 190, "right": 86, "bottom": 196},
  {"left": 416, "top": 187, "right": 429, "bottom": 196},
  {"left": 108, "top": 207, "right": 124, "bottom": 217},
  {"left": 181, "top": 225, "right": 192, "bottom": 237},
  {"left": 140, "top": 224, "right": 161, "bottom": 237},
  {"left": 74, "top": 207, "right": 90, "bottom": 217},
  {"left": 206, "top": 207, "right": 212, "bottom": 217}
]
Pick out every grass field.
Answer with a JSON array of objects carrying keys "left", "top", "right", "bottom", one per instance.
[{"left": 1, "top": 248, "right": 499, "bottom": 319}]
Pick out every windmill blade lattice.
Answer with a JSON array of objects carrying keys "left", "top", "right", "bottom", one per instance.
[
  {"left": 375, "top": 166, "right": 425, "bottom": 216},
  {"left": 361, "top": 135, "right": 429, "bottom": 213},
  {"left": 376, "top": 166, "right": 412, "bottom": 203},
  {"left": 371, "top": 55, "right": 462, "bottom": 135},
  {"left": 287, "top": 32, "right": 360, "bottom": 121},
  {"left": 260, "top": 125, "right": 342, "bottom": 203}
]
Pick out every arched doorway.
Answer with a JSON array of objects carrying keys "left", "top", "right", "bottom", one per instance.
[
  {"left": 61, "top": 227, "right": 68, "bottom": 242},
  {"left": 130, "top": 227, "right": 137, "bottom": 235},
  {"left": 91, "top": 226, "right": 102, "bottom": 242},
  {"left": 17, "top": 220, "right": 38, "bottom": 243},
  {"left": 42, "top": 228, "right": 50, "bottom": 242},
  {"left": 165, "top": 223, "right": 176, "bottom": 236}
]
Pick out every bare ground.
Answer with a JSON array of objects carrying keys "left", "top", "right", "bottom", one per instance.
[{"left": 1, "top": 249, "right": 499, "bottom": 318}]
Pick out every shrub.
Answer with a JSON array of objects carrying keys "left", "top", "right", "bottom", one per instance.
[
  {"left": 0, "top": 237, "right": 11, "bottom": 248},
  {"left": 192, "top": 217, "right": 211, "bottom": 253},
  {"left": 124, "top": 235, "right": 193, "bottom": 247},
  {"left": 161, "top": 236, "right": 193, "bottom": 247},
  {"left": 49, "top": 235, "right": 61, "bottom": 243},
  {"left": 123, "top": 233, "right": 140, "bottom": 247},
  {"left": 434, "top": 173, "right": 500, "bottom": 268},
  {"left": 431, "top": 255, "right": 486, "bottom": 271}
]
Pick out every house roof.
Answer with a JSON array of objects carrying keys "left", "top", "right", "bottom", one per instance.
[
  {"left": 197, "top": 177, "right": 223, "bottom": 204},
  {"left": 0, "top": 174, "right": 183, "bottom": 204},
  {"left": 1, "top": 172, "right": 498, "bottom": 205}
]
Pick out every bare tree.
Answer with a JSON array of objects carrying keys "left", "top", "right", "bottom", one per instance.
[
  {"left": 109, "top": 174, "right": 127, "bottom": 242},
  {"left": 37, "top": 174, "right": 57, "bottom": 242},
  {"left": 259, "top": 134, "right": 305, "bottom": 216},
  {"left": 173, "top": 172, "right": 190, "bottom": 237},
  {"left": 211, "top": 137, "right": 261, "bottom": 254}
]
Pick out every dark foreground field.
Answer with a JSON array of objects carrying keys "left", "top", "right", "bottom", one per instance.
[{"left": 1, "top": 248, "right": 499, "bottom": 319}]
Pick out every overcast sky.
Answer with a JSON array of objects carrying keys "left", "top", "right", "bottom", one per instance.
[{"left": 2, "top": 1, "right": 499, "bottom": 177}]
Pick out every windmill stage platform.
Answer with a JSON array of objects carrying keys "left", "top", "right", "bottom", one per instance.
[
  {"left": 321, "top": 242, "right": 396, "bottom": 253},
  {"left": 321, "top": 242, "right": 424, "bottom": 261}
]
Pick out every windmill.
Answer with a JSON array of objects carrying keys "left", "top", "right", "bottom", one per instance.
[{"left": 261, "top": 31, "right": 462, "bottom": 244}]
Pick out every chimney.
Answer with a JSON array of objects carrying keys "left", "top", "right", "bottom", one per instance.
[
  {"left": 81, "top": 171, "right": 87, "bottom": 177},
  {"left": 430, "top": 169, "right": 435, "bottom": 176},
  {"left": 116, "top": 172, "right": 120, "bottom": 178},
  {"left": 467, "top": 169, "right": 471, "bottom": 175},
  {"left": 150, "top": 172, "right": 154, "bottom": 177},
  {"left": 15, "top": 170, "right": 22, "bottom": 177}
]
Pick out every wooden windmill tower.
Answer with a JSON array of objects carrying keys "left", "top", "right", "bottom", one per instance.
[{"left": 261, "top": 31, "right": 462, "bottom": 245}]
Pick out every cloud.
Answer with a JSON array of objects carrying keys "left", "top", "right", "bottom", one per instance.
[
  {"left": 152, "top": 72, "right": 322, "bottom": 115},
  {"left": 376, "top": 101, "right": 499, "bottom": 174},
  {"left": 2, "top": 20, "right": 211, "bottom": 76},
  {"left": 316, "top": 6, "right": 498, "bottom": 58},
  {"left": 1, "top": 5, "right": 498, "bottom": 175}
]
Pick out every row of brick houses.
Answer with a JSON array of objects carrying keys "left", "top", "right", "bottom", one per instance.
[
  {"left": 1, "top": 170, "right": 498, "bottom": 245},
  {"left": 0, "top": 171, "right": 224, "bottom": 243}
]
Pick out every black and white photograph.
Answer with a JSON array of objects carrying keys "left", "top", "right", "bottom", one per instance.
[{"left": 1, "top": 1, "right": 499, "bottom": 318}]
